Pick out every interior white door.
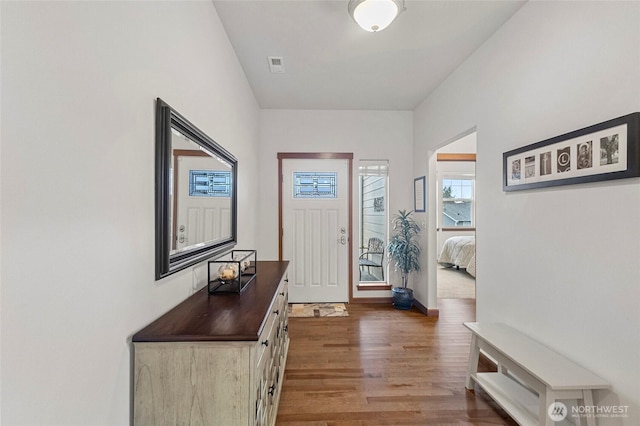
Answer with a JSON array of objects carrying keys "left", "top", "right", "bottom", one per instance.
[{"left": 282, "top": 159, "right": 349, "bottom": 303}]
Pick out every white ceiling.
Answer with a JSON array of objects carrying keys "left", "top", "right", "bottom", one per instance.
[{"left": 213, "top": 0, "right": 526, "bottom": 111}]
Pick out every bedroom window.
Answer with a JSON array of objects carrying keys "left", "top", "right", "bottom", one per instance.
[{"left": 441, "top": 177, "right": 474, "bottom": 228}]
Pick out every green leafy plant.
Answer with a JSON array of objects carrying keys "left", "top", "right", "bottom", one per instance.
[
  {"left": 443, "top": 185, "right": 453, "bottom": 199},
  {"left": 387, "top": 209, "right": 421, "bottom": 288}
]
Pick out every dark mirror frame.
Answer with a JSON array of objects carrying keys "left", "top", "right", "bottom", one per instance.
[{"left": 155, "top": 98, "right": 237, "bottom": 280}]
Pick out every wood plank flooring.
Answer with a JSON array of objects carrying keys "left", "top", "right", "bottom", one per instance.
[{"left": 277, "top": 299, "right": 516, "bottom": 425}]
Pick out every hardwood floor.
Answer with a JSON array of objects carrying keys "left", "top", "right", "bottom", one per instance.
[{"left": 277, "top": 299, "right": 516, "bottom": 425}]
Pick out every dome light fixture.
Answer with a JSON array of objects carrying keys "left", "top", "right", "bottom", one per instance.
[{"left": 348, "top": 0, "right": 405, "bottom": 33}]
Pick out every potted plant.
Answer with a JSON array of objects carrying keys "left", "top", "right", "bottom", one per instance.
[{"left": 387, "top": 209, "right": 421, "bottom": 310}]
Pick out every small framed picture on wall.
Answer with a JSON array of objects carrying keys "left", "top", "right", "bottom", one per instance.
[{"left": 414, "top": 176, "right": 426, "bottom": 212}]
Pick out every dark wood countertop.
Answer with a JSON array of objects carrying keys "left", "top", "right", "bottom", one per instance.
[{"left": 132, "top": 261, "right": 289, "bottom": 343}]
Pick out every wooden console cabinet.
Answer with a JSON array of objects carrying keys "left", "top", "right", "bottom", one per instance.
[{"left": 132, "top": 261, "right": 289, "bottom": 426}]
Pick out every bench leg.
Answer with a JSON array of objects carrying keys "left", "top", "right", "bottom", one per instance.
[
  {"left": 578, "top": 390, "right": 595, "bottom": 426},
  {"left": 465, "top": 334, "right": 479, "bottom": 390},
  {"left": 540, "top": 390, "right": 556, "bottom": 426}
]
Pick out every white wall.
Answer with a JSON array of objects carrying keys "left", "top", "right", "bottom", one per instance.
[
  {"left": 437, "top": 131, "right": 477, "bottom": 154},
  {"left": 258, "top": 110, "right": 414, "bottom": 299},
  {"left": 414, "top": 1, "right": 640, "bottom": 423},
  {"left": 0, "top": 2, "right": 259, "bottom": 425}
]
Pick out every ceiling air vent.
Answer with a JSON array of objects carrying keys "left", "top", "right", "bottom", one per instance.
[{"left": 268, "top": 56, "right": 285, "bottom": 73}]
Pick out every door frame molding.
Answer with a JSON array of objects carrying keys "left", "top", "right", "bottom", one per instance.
[{"left": 277, "top": 152, "right": 354, "bottom": 303}]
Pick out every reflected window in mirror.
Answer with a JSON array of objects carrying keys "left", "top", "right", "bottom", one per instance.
[{"left": 156, "top": 98, "right": 237, "bottom": 279}]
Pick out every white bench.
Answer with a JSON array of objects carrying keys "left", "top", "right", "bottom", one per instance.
[{"left": 464, "top": 322, "right": 610, "bottom": 426}]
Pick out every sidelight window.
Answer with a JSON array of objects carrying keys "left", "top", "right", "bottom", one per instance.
[{"left": 358, "top": 160, "right": 389, "bottom": 283}]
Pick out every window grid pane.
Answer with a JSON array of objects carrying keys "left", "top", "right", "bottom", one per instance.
[
  {"left": 189, "top": 170, "right": 232, "bottom": 197},
  {"left": 442, "top": 177, "right": 474, "bottom": 227},
  {"left": 293, "top": 172, "right": 337, "bottom": 198}
]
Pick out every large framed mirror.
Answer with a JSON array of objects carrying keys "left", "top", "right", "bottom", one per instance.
[{"left": 155, "top": 98, "right": 237, "bottom": 280}]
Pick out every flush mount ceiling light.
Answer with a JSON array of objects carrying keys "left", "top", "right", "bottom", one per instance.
[{"left": 348, "top": 0, "right": 405, "bottom": 33}]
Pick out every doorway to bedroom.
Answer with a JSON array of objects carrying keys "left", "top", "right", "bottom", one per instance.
[{"left": 435, "top": 132, "right": 477, "bottom": 300}]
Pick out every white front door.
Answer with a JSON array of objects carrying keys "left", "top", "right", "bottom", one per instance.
[{"left": 282, "top": 158, "right": 350, "bottom": 303}]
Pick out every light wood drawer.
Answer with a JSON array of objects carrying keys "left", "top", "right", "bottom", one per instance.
[{"left": 257, "top": 312, "right": 276, "bottom": 369}]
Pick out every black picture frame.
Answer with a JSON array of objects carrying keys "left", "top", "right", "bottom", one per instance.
[
  {"left": 503, "top": 112, "right": 640, "bottom": 191},
  {"left": 414, "top": 176, "right": 426, "bottom": 212}
]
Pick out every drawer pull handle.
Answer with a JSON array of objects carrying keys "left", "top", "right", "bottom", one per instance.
[
  {"left": 262, "top": 339, "right": 269, "bottom": 347},
  {"left": 268, "top": 385, "right": 276, "bottom": 396},
  {"left": 284, "top": 325, "right": 288, "bottom": 333},
  {"left": 273, "top": 309, "right": 279, "bottom": 315},
  {"left": 284, "top": 278, "right": 289, "bottom": 283},
  {"left": 279, "top": 292, "right": 285, "bottom": 296}
]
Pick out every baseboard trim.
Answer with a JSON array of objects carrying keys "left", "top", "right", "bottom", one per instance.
[
  {"left": 349, "top": 297, "right": 439, "bottom": 317},
  {"left": 350, "top": 297, "right": 392, "bottom": 304},
  {"left": 412, "top": 298, "right": 439, "bottom": 317},
  {"left": 412, "top": 298, "right": 428, "bottom": 315}
]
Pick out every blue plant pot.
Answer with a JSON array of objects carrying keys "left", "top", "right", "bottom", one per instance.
[{"left": 392, "top": 287, "right": 414, "bottom": 310}]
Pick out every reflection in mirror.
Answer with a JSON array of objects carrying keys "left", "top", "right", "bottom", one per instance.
[
  {"left": 170, "top": 129, "right": 233, "bottom": 255},
  {"left": 156, "top": 98, "right": 237, "bottom": 280}
]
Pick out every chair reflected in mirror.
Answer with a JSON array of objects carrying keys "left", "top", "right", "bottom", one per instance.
[{"left": 359, "top": 237, "right": 385, "bottom": 281}]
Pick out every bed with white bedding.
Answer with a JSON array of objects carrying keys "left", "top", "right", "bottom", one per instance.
[{"left": 437, "top": 236, "right": 476, "bottom": 278}]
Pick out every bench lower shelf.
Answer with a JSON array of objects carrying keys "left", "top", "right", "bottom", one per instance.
[
  {"left": 472, "top": 373, "right": 575, "bottom": 426},
  {"left": 473, "top": 373, "right": 539, "bottom": 426}
]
